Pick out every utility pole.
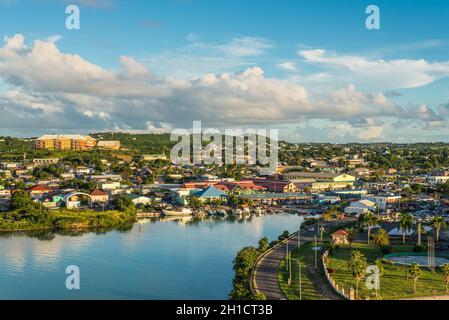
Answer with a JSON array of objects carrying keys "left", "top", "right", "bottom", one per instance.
[
  {"left": 298, "top": 260, "right": 302, "bottom": 300},
  {"left": 314, "top": 235, "right": 318, "bottom": 270},
  {"left": 288, "top": 251, "right": 292, "bottom": 286}
]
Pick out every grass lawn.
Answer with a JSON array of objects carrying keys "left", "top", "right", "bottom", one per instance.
[
  {"left": 328, "top": 242, "right": 449, "bottom": 300},
  {"left": 278, "top": 243, "right": 327, "bottom": 300}
]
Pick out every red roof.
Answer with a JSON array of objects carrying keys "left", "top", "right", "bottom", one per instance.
[
  {"left": 91, "top": 189, "right": 108, "bottom": 196},
  {"left": 29, "top": 185, "right": 51, "bottom": 192},
  {"left": 332, "top": 230, "right": 349, "bottom": 237}
]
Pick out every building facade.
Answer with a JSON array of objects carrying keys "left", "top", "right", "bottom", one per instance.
[{"left": 35, "top": 135, "right": 97, "bottom": 151}]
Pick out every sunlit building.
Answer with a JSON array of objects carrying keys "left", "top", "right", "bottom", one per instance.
[{"left": 35, "top": 135, "right": 97, "bottom": 151}]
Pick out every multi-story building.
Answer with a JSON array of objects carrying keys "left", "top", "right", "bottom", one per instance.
[{"left": 35, "top": 135, "right": 97, "bottom": 151}]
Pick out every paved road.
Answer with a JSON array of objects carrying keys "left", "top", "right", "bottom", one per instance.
[
  {"left": 252, "top": 227, "right": 320, "bottom": 300},
  {"left": 252, "top": 218, "right": 353, "bottom": 300}
]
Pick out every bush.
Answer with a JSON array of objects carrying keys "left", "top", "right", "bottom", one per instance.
[
  {"left": 380, "top": 245, "right": 393, "bottom": 254},
  {"left": 413, "top": 244, "right": 426, "bottom": 253}
]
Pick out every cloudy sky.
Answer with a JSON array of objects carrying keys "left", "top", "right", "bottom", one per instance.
[{"left": 0, "top": 0, "right": 449, "bottom": 143}]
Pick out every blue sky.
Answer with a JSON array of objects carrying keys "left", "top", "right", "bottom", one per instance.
[{"left": 0, "top": 0, "right": 449, "bottom": 142}]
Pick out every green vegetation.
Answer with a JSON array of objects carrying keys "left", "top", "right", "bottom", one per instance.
[
  {"left": 0, "top": 208, "right": 136, "bottom": 232},
  {"left": 229, "top": 245, "right": 265, "bottom": 300},
  {"left": 431, "top": 216, "right": 447, "bottom": 242},
  {"left": 372, "top": 228, "right": 390, "bottom": 247},
  {"left": 347, "top": 250, "right": 368, "bottom": 298},
  {"left": 0, "top": 192, "right": 136, "bottom": 232},
  {"left": 327, "top": 242, "right": 449, "bottom": 299},
  {"left": 278, "top": 243, "right": 326, "bottom": 300}
]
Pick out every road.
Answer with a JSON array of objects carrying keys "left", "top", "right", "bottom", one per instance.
[{"left": 252, "top": 218, "right": 353, "bottom": 300}]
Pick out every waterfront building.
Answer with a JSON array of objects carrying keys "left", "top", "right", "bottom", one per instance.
[
  {"left": 90, "top": 189, "right": 109, "bottom": 205},
  {"left": 192, "top": 186, "right": 228, "bottom": 202},
  {"left": 35, "top": 135, "right": 97, "bottom": 151}
]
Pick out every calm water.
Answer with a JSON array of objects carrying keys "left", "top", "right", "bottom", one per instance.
[{"left": 0, "top": 214, "right": 306, "bottom": 300}]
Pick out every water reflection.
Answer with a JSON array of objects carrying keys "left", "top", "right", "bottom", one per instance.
[{"left": 0, "top": 213, "right": 308, "bottom": 300}]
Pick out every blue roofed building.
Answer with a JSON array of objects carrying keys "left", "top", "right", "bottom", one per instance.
[{"left": 193, "top": 186, "right": 228, "bottom": 203}]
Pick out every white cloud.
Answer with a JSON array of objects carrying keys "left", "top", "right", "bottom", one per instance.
[
  {"left": 216, "top": 37, "right": 273, "bottom": 57},
  {"left": 0, "top": 34, "right": 447, "bottom": 142},
  {"left": 298, "top": 48, "right": 449, "bottom": 90},
  {"left": 277, "top": 61, "right": 298, "bottom": 72}
]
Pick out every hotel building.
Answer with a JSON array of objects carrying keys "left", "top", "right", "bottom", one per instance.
[{"left": 35, "top": 135, "right": 97, "bottom": 151}]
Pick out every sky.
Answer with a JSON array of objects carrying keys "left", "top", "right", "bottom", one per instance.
[{"left": 0, "top": 0, "right": 449, "bottom": 143}]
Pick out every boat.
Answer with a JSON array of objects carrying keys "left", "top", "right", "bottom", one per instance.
[
  {"left": 162, "top": 208, "right": 193, "bottom": 217},
  {"left": 232, "top": 209, "right": 243, "bottom": 216}
]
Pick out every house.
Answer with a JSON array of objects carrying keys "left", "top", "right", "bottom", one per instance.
[
  {"left": 251, "top": 180, "right": 298, "bottom": 193},
  {"left": 127, "top": 194, "right": 152, "bottom": 205},
  {"left": 29, "top": 185, "right": 52, "bottom": 196},
  {"left": 331, "top": 230, "right": 349, "bottom": 245},
  {"left": 192, "top": 186, "right": 228, "bottom": 202},
  {"left": 344, "top": 199, "right": 377, "bottom": 215},
  {"left": 101, "top": 182, "right": 121, "bottom": 190},
  {"left": 33, "top": 158, "right": 60, "bottom": 166},
  {"left": 90, "top": 189, "right": 109, "bottom": 204}
]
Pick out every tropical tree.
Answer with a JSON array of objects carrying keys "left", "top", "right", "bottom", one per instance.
[
  {"left": 442, "top": 264, "right": 449, "bottom": 293},
  {"left": 375, "top": 259, "right": 385, "bottom": 277},
  {"left": 398, "top": 213, "right": 414, "bottom": 244},
  {"left": 346, "top": 228, "right": 358, "bottom": 248},
  {"left": 363, "top": 212, "right": 378, "bottom": 244},
  {"left": 10, "top": 190, "right": 33, "bottom": 210},
  {"left": 258, "top": 237, "right": 270, "bottom": 253},
  {"left": 372, "top": 228, "right": 390, "bottom": 247},
  {"left": 408, "top": 263, "right": 421, "bottom": 293},
  {"left": 431, "top": 216, "right": 447, "bottom": 242},
  {"left": 348, "top": 250, "right": 368, "bottom": 299}
]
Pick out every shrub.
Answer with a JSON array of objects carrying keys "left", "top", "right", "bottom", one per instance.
[
  {"left": 380, "top": 245, "right": 393, "bottom": 254},
  {"left": 413, "top": 244, "right": 426, "bottom": 253}
]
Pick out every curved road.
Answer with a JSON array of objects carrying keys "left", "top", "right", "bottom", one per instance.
[
  {"left": 252, "top": 218, "right": 353, "bottom": 300},
  {"left": 252, "top": 232, "right": 315, "bottom": 300}
]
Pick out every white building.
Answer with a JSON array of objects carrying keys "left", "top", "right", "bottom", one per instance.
[
  {"left": 344, "top": 199, "right": 377, "bottom": 215},
  {"left": 361, "top": 195, "right": 402, "bottom": 210},
  {"left": 427, "top": 175, "right": 449, "bottom": 186}
]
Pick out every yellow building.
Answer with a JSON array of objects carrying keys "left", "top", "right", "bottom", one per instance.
[
  {"left": 97, "top": 141, "right": 121, "bottom": 150},
  {"left": 35, "top": 135, "right": 97, "bottom": 151}
]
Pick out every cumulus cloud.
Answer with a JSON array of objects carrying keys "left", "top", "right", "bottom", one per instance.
[{"left": 0, "top": 34, "right": 446, "bottom": 141}]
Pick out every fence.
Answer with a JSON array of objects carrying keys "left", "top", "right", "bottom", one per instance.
[{"left": 322, "top": 250, "right": 351, "bottom": 300}]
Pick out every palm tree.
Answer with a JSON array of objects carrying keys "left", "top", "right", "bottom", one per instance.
[
  {"left": 431, "top": 216, "right": 447, "bottom": 242},
  {"left": 346, "top": 228, "right": 358, "bottom": 248},
  {"left": 348, "top": 250, "right": 368, "bottom": 299},
  {"left": 442, "top": 264, "right": 449, "bottom": 293},
  {"left": 363, "top": 212, "right": 378, "bottom": 244},
  {"left": 398, "top": 213, "right": 414, "bottom": 244},
  {"left": 408, "top": 263, "right": 421, "bottom": 293},
  {"left": 373, "top": 228, "right": 390, "bottom": 247}
]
